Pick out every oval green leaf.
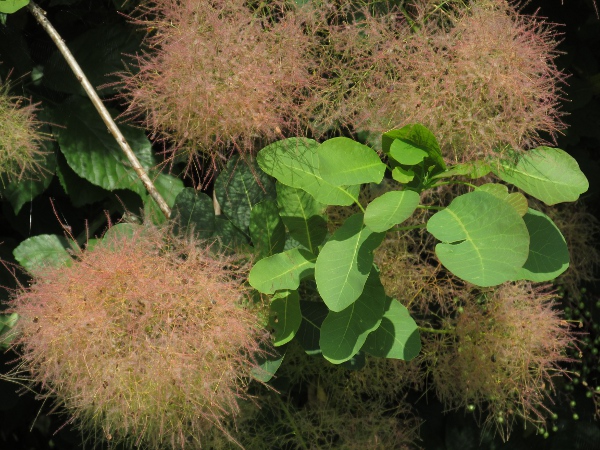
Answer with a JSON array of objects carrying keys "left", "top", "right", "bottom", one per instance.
[
  {"left": 215, "top": 155, "right": 276, "bottom": 232},
  {"left": 364, "top": 190, "right": 420, "bottom": 232},
  {"left": 257, "top": 138, "right": 360, "bottom": 206},
  {"left": 363, "top": 297, "right": 421, "bottom": 361},
  {"left": 269, "top": 290, "right": 302, "bottom": 347},
  {"left": 276, "top": 183, "right": 327, "bottom": 254},
  {"left": 171, "top": 188, "right": 215, "bottom": 240},
  {"left": 297, "top": 300, "right": 329, "bottom": 355},
  {"left": 494, "top": 147, "right": 589, "bottom": 205},
  {"left": 315, "top": 213, "right": 385, "bottom": 311},
  {"left": 144, "top": 172, "right": 185, "bottom": 224},
  {"left": 0, "top": 0, "right": 29, "bottom": 14},
  {"left": 382, "top": 123, "right": 446, "bottom": 171},
  {"left": 320, "top": 268, "right": 386, "bottom": 364},
  {"left": 427, "top": 191, "right": 530, "bottom": 287},
  {"left": 318, "top": 137, "right": 386, "bottom": 186},
  {"left": 389, "top": 139, "right": 428, "bottom": 165},
  {"left": 514, "top": 208, "right": 570, "bottom": 282},
  {"left": 249, "top": 199, "right": 286, "bottom": 258},
  {"left": 477, "top": 183, "right": 528, "bottom": 216},
  {"left": 13, "top": 234, "right": 72, "bottom": 274},
  {"left": 54, "top": 97, "right": 154, "bottom": 196},
  {"left": 249, "top": 248, "right": 317, "bottom": 294}
]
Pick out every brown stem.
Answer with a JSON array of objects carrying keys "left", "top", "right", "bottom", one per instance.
[{"left": 28, "top": 1, "right": 171, "bottom": 219}]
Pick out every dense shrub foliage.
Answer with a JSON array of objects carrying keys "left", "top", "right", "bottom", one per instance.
[{"left": 0, "top": 1, "right": 599, "bottom": 449}]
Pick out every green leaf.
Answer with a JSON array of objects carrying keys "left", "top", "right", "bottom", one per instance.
[
  {"left": 276, "top": 183, "right": 327, "bottom": 254},
  {"left": 171, "top": 188, "right": 215, "bottom": 240},
  {"left": 213, "top": 216, "right": 250, "bottom": 253},
  {"left": 13, "top": 234, "right": 72, "bottom": 273},
  {"left": 391, "top": 166, "right": 415, "bottom": 183},
  {"left": 389, "top": 139, "right": 428, "bottom": 165},
  {"left": 514, "top": 208, "right": 570, "bottom": 282},
  {"left": 215, "top": 155, "right": 276, "bottom": 232},
  {"left": 317, "top": 137, "right": 386, "bottom": 186},
  {"left": 477, "top": 183, "right": 528, "bottom": 216},
  {"left": 249, "top": 248, "right": 317, "bottom": 294},
  {"left": 144, "top": 173, "right": 185, "bottom": 224},
  {"left": 54, "top": 97, "right": 154, "bottom": 196},
  {"left": 249, "top": 199, "right": 286, "bottom": 258},
  {"left": 56, "top": 151, "right": 109, "bottom": 207},
  {"left": 363, "top": 298, "right": 421, "bottom": 361},
  {"left": 251, "top": 345, "right": 285, "bottom": 382},
  {"left": 383, "top": 124, "right": 446, "bottom": 171},
  {"left": 44, "top": 24, "right": 142, "bottom": 96},
  {"left": 297, "top": 300, "right": 329, "bottom": 355},
  {"left": 433, "top": 161, "right": 492, "bottom": 180},
  {"left": 269, "top": 290, "right": 302, "bottom": 347},
  {"left": 0, "top": 313, "right": 19, "bottom": 350},
  {"left": 315, "top": 213, "right": 385, "bottom": 311},
  {"left": 364, "top": 190, "right": 420, "bottom": 232},
  {"left": 0, "top": 0, "right": 29, "bottom": 14},
  {"left": 494, "top": 147, "right": 589, "bottom": 205},
  {"left": 0, "top": 151, "right": 56, "bottom": 215},
  {"left": 257, "top": 138, "right": 360, "bottom": 206},
  {"left": 102, "top": 223, "right": 140, "bottom": 244},
  {"left": 427, "top": 191, "right": 530, "bottom": 287},
  {"left": 320, "top": 268, "right": 386, "bottom": 363}
]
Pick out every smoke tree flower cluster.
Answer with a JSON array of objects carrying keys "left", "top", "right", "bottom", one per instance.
[
  {"left": 121, "top": 0, "right": 565, "bottom": 168},
  {"left": 0, "top": 80, "right": 47, "bottom": 182},
  {"left": 8, "top": 225, "right": 268, "bottom": 449}
]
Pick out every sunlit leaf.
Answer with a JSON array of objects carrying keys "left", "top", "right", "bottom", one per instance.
[
  {"left": 318, "top": 137, "right": 385, "bottom": 186},
  {"left": 0, "top": 0, "right": 29, "bottom": 14},
  {"left": 427, "top": 191, "right": 530, "bottom": 286},
  {"left": 315, "top": 214, "right": 385, "bottom": 311},
  {"left": 249, "top": 248, "right": 317, "bottom": 294},
  {"left": 13, "top": 234, "right": 72, "bottom": 274},
  {"left": 257, "top": 138, "right": 360, "bottom": 206},
  {"left": 389, "top": 139, "right": 428, "bottom": 165},
  {"left": 364, "top": 190, "right": 420, "bottom": 232},
  {"left": 363, "top": 298, "right": 421, "bottom": 361},
  {"left": 477, "top": 183, "right": 528, "bottom": 216},
  {"left": 494, "top": 147, "right": 589, "bottom": 205},
  {"left": 144, "top": 173, "right": 185, "bottom": 224}
]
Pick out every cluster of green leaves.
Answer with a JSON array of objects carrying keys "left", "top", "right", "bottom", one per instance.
[{"left": 246, "top": 123, "right": 587, "bottom": 375}]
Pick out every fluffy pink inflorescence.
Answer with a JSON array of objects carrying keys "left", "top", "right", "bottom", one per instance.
[
  {"left": 121, "top": 0, "right": 317, "bottom": 167},
  {"left": 427, "top": 282, "right": 575, "bottom": 438},
  {"left": 342, "top": 0, "right": 566, "bottom": 161},
  {"left": 0, "top": 81, "right": 48, "bottom": 181},
  {"left": 9, "top": 225, "right": 268, "bottom": 449}
]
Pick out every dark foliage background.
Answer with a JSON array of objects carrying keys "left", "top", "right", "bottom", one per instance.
[{"left": 0, "top": 0, "right": 599, "bottom": 448}]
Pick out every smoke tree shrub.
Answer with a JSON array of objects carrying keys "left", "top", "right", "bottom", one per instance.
[{"left": 0, "top": 0, "right": 596, "bottom": 448}]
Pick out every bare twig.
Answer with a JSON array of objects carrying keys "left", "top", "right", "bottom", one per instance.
[{"left": 28, "top": 1, "right": 171, "bottom": 219}]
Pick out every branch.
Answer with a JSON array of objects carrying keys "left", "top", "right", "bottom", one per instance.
[{"left": 28, "top": 1, "right": 172, "bottom": 219}]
